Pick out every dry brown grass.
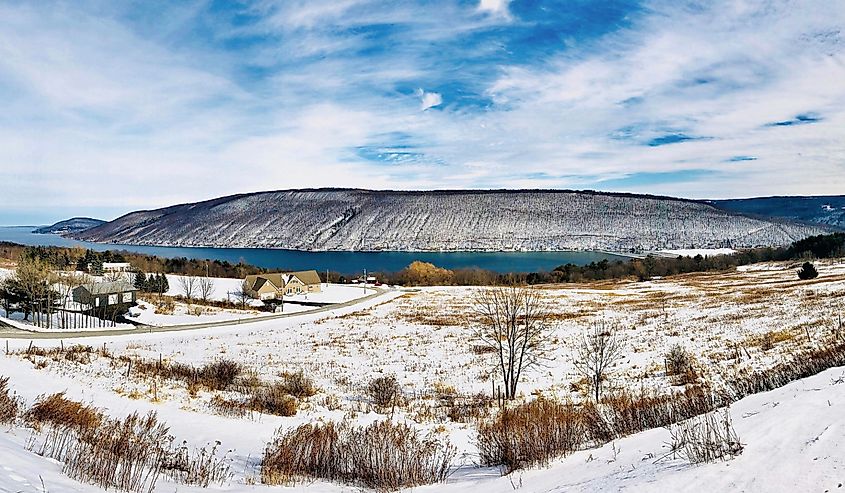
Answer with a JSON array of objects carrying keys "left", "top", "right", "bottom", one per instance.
[
  {"left": 477, "top": 398, "right": 582, "bottom": 472},
  {"left": 262, "top": 419, "right": 455, "bottom": 491},
  {"left": 0, "top": 376, "right": 22, "bottom": 424}
]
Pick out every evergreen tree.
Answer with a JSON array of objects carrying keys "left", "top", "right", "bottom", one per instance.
[
  {"left": 797, "top": 262, "right": 819, "bottom": 280},
  {"left": 133, "top": 271, "right": 146, "bottom": 291}
]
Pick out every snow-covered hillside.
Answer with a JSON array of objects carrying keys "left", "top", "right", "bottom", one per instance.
[{"left": 74, "top": 189, "right": 833, "bottom": 252}]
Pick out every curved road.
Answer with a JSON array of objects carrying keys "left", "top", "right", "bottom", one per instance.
[{"left": 0, "top": 288, "right": 390, "bottom": 340}]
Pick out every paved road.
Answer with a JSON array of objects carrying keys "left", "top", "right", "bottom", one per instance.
[{"left": 0, "top": 288, "right": 389, "bottom": 340}]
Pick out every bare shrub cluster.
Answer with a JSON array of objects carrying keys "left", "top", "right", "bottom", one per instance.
[
  {"left": 19, "top": 343, "right": 109, "bottom": 365},
  {"left": 727, "top": 340, "right": 845, "bottom": 400},
  {"left": 24, "top": 392, "right": 230, "bottom": 492},
  {"left": 210, "top": 381, "right": 300, "bottom": 418},
  {"left": 367, "top": 375, "right": 401, "bottom": 410},
  {"left": 662, "top": 408, "right": 743, "bottom": 464},
  {"left": 0, "top": 376, "right": 23, "bottom": 424},
  {"left": 478, "top": 385, "right": 715, "bottom": 472},
  {"left": 262, "top": 420, "right": 456, "bottom": 491},
  {"left": 161, "top": 440, "right": 232, "bottom": 487},
  {"left": 664, "top": 344, "right": 697, "bottom": 385},
  {"left": 278, "top": 370, "right": 318, "bottom": 398},
  {"left": 477, "top": 398, "right": 582, "bottom": 472},
  {"left": 129, "top": 357, "right": 242, "bottom": 391}
]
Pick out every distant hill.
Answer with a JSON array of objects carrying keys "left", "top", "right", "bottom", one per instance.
[
  {"left": 711, "top": 196, "right": 845, "bottom": 230},
  {"left": 33, "top": 217, "right": 106, "bottom": 235},
  {"left": 72, "top": 189, "right": 834, "bottom": 252}
]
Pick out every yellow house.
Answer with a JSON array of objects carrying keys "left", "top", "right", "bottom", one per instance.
[{"left": 243, "top": 270, "right": 322, "bottom": 300}]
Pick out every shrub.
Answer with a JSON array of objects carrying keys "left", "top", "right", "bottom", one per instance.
[
  {"left": 477, "top": 398, "right": 582, "bottom": 472},
  {"left": 797, "top": 262, "right": 819, "bottom": 280},
  {"left": 367, "top": 375, "right": 401, "bottom": 410},
  {"left": 0, "top": 376, "right": 22, "bottom": 424},
  {"left": 262, "top": 419, "right": 455, "bottom": 491},
  {"left": 664, "top": 408, "right": 743, "bottom": 464},
  {"left": 161, "top": 440, "right": 232, "bottom": 487},
  {"left": 198, "top": 359, "right": 242, "bottom": 391},
  {"left": 279, "top": 371, "right": 318, "bottom": 398},
  {"left": 25, "top": 393, "right": 103, "bottom": 433},
  {"left": 210, "top": 383, "right": 299, "bottom": 417},
  {"left": 664, "top": 344, "right": 697, "bottom": 385},
  {"left": 248, "top": 383, "right": 299, "bottom": 416},
  {"left": 26, "top": 394, "right": 232, "bottom": 493},
  {"left": 665, "top": 344, "right": 691, "bottom": 376},
  {"left": 130, "top": 357, "right": 242, "bottom": 392}
]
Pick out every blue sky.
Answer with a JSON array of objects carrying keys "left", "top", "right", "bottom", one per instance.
[{"left": 1, "top": 0, "right": 844, "bottom": 224}]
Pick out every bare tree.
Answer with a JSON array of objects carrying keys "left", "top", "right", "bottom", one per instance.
[
  {"left": 574, "top": 321, "right": 624, "bottom": 402},
  {"left": 473, "top": 286, "right": 550, "bottom": 400},
  {"left": 198, "top": 277, "right": 216, "bottom": 303},
  {"left": 234, "top": 280, "right": 252, "bottom": 309},
  {"left": 178, "top": 275, "right": 198, "bottom": 300}
]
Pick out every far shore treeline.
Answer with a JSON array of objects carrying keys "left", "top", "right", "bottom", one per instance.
[{"left": 1, "top": 233, "right": 843, "bottom": 286}]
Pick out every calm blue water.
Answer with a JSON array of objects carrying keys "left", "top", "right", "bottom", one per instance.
[{"left": 0, "top": 226, "right": 629, "bottom": 273}]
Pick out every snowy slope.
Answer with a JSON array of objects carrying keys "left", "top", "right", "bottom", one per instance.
[
  {"left": 0, "top": 364, "right": 842, "bottom": 492},
  {"left": 74, "top": 189, "right": 833, "bottom": 252}
]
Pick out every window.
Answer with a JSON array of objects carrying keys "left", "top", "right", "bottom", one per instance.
[
  {"left": 108, "top": 294, "right": 118, "bottom": 305},
  {"left": 95, "top": 298, "right": 100, "bottom": 307},
  {"left": 123, "top": 292, "right": 132, "bottom": 303}
]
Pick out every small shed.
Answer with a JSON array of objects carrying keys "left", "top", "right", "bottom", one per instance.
[{"left": 72, "top": 281, "right": 138, "bottom": 308}]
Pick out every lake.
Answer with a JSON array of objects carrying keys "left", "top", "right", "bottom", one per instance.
[{"left": 0, "top": 226, "right": 630, "bottom": 273}]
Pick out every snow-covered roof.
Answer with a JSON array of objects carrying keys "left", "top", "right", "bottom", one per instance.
[{"left": 75, "top": 281, "right": 137, "bottom": 295}]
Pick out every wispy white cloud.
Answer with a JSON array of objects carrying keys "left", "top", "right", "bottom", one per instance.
[
  {"left": 0, "top": 0, "right": 844, "bottom": 223},
  {"left": 418, "top": 89, "right": 443, "bottom": 110}
]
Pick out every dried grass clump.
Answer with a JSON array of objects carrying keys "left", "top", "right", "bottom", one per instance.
[
  {"left": 247, "top": 383, "right": 299, "bottom": 416},
  {"left": 25, "top": 392, "right": 231, "bottom": 493},
  {"left": 477, "top": 398, "right": 582, "bottom": 472},
  {"left": 728, "top": 340, "right": 845, "bottom": 399},
  {"left": 584, "top": 386, "right": 715, "bottom": 441},
  {"left": 210, "top": 383, "right": 299, "bottom": 417},
  {"left": 61, "top": 411, "right": 172, "bottom": 493},
  {"left": 662, "top": 408, "right": 743, "bottom": 464},
  {"left": 367, "top": 375, "right": 401, "bottom": 410},
  {"left": 443, "top": 392, "right": 493, "bottom": 423},
  {"left": 262, "top": 420, "right": 456, "bottom": 491},
  {"left": 0, "top": 376, "right": 22, "bottom": 424},
  {"left": 131, "top": 357, "right": 242, "bottom": 392},
  {"left": 25, "top": 393, "right": 103, "bottom": 433},
  {"left": 279, "top": 371, "right": 318, "bottom": 398},
  {"left": 664, "top": 344, "right": 698, "bottom": 386},
  {"left": 161, "top": 440, "right": 232, "bottom": 487}
]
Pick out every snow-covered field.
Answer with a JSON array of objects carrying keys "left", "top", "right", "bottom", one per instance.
[{"left": 1, "top": 259, "right": 844, "bottom": 491}]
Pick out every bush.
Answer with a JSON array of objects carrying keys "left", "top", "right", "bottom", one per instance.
[
  {"left": 477, "top": 398, "right": 582, "bottom": 472},
  {"left": 130, "top": 357, "right": 242, "bottom": 392},
  {"left": 0, "top": 376, "right": 22, "bottom": 424},
  {"left": 798, "top": 262, "right": 819, "bottom": 280},
  {"left": 665, "top": 344, "right": 691, "bottom": 376},
  {"left": 248, "top": 383, "right": 299, "bottom": 416},
  {"left": 26, "top": 393, "right": 231, "bottom": 493},
  {"left": 279, "top": 371, "right": 318, "bottom": 398},
  {"left": 262, "top": 419, "right": 455, "bottom": 491},
  {"left": 198, "top": 359, "right": 242, "bottom": 391},
  {"left": 664, "top": 344, "right": 697, "bottom": 385},
  {"left": 367, "top": 375, "right": 401, "bottom": 410},
  {"left": 25, "top": 393, "right": 103, "bottom": 433}
]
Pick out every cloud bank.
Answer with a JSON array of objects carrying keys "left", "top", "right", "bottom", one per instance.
[{"left": 0, "top": 0, "right": 843, "bottom": 222}]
